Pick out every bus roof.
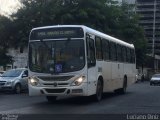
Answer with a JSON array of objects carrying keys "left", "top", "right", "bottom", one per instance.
[{"left": 31, "top": 25, "right": 134, "bottom": 48}]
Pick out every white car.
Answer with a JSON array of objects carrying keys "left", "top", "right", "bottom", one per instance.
[
  {"left": 0, "top": 68, "right": 28, "bottom": 93},
  {"left": 150, "top": 74, "right": 160, "bottom": 86}
]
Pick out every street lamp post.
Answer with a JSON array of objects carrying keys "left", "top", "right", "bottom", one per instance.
[{"left": 152, "top": 0, "right": 156, "bottom": 71}]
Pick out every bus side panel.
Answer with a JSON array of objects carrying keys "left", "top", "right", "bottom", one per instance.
[
  {"left": 102, "top": 61, "right": 112, "bottom": 92},
  {"left": 87, "top": 67, "right": 97, "bottom": 96},
  {"left": 123, "top": 64, "right": 129, "bottom": 84},
  {"left": 123, "top": 63, "right": 136, "bottom": 86},
  {"left": 132, "top": 64, "right": 137, "bottom": 83},
  {"left": 111, "top": 62, "right": 121, "bottom": 91},
  {"left": 117, "top": 62, "right": 124, "bottom": 89},
  {"left": 128, "top": 64, "right": 136, "bottom": 85}
]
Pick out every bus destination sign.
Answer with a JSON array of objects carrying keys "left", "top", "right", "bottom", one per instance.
[{"left": 30, "top": 27, "right": 84, "bottom": 40}]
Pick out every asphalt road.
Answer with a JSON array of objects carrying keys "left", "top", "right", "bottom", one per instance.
[{"left": 0, "top": 81, "right": 160, "bottom": 119}]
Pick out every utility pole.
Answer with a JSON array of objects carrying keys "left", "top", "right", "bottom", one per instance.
[{"left": 152, "top": 0, "right": 156, "bottom": 71}]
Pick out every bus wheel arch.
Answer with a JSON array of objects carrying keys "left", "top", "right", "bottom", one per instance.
[
  {"left": 98, "top": 76, "right": 104, "bottom": 90},
  {"left": 124, "top": 75, "right": 127, "bottom": 88},
  {"left": 93, "top": 76, "right": 103, "bottom": 102},
  {"left": 115, "top": 75, "right": 127, "bottom": 94},
  {"left": 121, "top": 75, "right": 127, "bottom": 94}
]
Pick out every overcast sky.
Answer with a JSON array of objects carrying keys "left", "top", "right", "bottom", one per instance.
[
  {"left": 0, "top": 0, "right": 135, "bottom": 17},
  {"left": 0, "top": 0, "right": 21, "bottom": 16}
]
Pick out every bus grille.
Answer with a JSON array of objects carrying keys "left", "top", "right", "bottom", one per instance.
[
  {"left": 43, "top": 83, "right": 69, "bottom": 86},
  {"left": 45, "top": 88, "right": 66, "bottom": 93},
  {"left": 38, "top": 76, "right": 74, "bottom": 81}
]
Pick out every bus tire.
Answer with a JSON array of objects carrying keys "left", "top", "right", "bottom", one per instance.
[
  {"left": 46, "top": 96, "right": 57, "bottom": 102},
  {"left": 115, "top": 77, "right": 127, "bottom": 94},
  {"left": 93, "top": 79, "right": 103, "bottom": 102},
  {"left": 121, "top": 77, "right": 127, "bottom": 94}
]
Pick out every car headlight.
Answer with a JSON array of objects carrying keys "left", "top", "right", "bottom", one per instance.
[
  {"left": 29, "top": 77, "right": 39, "bottom": 86},
  {"left": 71, "top": 76, "right": 86, "bottom": 86}
]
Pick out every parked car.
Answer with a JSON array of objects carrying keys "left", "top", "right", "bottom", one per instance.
[
  {"left": 0, "top": 68, "right": 28, "bottom": 93},
  {"left": 150, "top": 74, "right": 160, "bottom": 86},
  {"left": 0, "top": 71, "right": 5, "bottom": 76},
  {"left": 136, "top": 73, "right": 146, "bottom": 82}
]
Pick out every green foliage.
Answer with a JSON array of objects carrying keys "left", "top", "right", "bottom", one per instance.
[
  {"left": 0, "top": 0, "right": 147, "bottom": 66},
  {"left": 0, "top": 48, "right": 13, "bottom": 67}
]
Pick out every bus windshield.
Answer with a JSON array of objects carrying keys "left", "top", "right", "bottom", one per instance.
[{"left": 29, "top": 39, "right": 85, "bottom": 73}]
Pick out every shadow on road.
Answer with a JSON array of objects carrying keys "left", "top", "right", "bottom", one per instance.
[
  {"left": 0, "top": 90, "right": 28, "bottom": 95},
  {"left": 33, "top": 91, "right": 133, "bottom": 106}
]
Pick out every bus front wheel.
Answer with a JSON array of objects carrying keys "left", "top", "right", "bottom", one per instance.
[{"left": 93, "top": 79, "right": 103, "bottom": 102}]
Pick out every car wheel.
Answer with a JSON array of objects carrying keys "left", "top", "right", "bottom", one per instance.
[
  {"left": 93, "top": 79, "right": 103, "bottom": 102},
  {"left": 46, "top": 96, "right": 57, "bottom": 102},
  {"left": 14, "top": 84, "right": 21, "bottom": 94}
]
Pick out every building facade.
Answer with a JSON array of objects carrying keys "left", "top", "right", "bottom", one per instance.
[
  {"left": 113, "top": 0, "right": 136, "bottom": 4},
  {"left": 7, "top": 47, "right": 28, "bottom": 69},
  {"left": 136, "top": 0, "right": 160, "bottom": 55},
  {"left": 123, "top": 0, "right": 136, "bottom": 4}
]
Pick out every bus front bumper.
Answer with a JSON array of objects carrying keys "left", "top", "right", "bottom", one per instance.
[{"left": 29, "top": 82, "right": 88, "bottom": 96}]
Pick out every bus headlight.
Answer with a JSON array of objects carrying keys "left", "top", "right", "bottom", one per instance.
[
  {"left": 29, "top": 77, "right": 39, "bottom": 86},
  {"left": 71, "top": 76, "right": 86, "bottom": 86}
]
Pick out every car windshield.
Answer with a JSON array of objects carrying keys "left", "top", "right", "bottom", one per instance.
[
  {"left": 2, "top": 69, "right": 23, "bottom": 77},
  {"left": 153, "top": 74, "right": 160, "bottom": 78},
  {"left": 29, "top": 39, "right": 85, "bottom": 73}
]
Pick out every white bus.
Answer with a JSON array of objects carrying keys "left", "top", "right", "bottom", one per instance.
[{"left": 28, "top": 25, "right": 136, "bottom": 102}]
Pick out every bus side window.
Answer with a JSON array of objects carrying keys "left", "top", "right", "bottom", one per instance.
[
  {"left": 127, "top": 48, "right": 131, "bottom": 63},
  {"left": 86, "top": 35, "right": 96, "bottom": 68},
  {"left": 110, "top": 42, "right": 117, "bottom": 61},
  {"left": 95, "top": 37, "right": 103, "bottom": 60},
  {"left": 121, "top": 46, "right": 123, "bottom": 62},
  {"left": 117, "top": 44, "right": 122, "bottom": 62},
  {"left": 102, "top": 39, "right": 110, "bottom": 60},
  {"left": 122, "top": 46, "right": 127, "bottom": 62},
  {"left": 115, "top": 44, "right": 117, "bottom": 61},
  {"left": 131, "top": 49, "right": 135, "bottom": 63},
  {"left": 133, "top": 50, "right": 135, "bottom": 63}
]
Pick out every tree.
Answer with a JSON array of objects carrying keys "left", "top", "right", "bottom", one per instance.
[
  {"left": 0, "top": 47, "right": 13, "bottom": 69},
  {"left": 118, "top": 2, "right": 147, "bottom": 67},
  {"left": 0, "top": 15, "right": 14, "bottom": 68},
  {"left": 0, "top": 0, "right": 147, "bottom": 67}
]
